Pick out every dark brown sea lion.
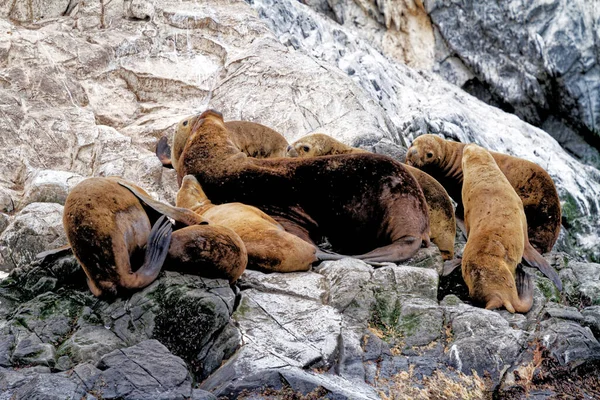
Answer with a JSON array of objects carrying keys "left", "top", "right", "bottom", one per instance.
[
  {"left": 119, "top": 175, "right": 317, "bottom": 273},
  {"left": 287, "top": 133, "right": 456, "bottom": 260},
  {"left": 405, "top": 134, "right": 561, "bottom": 256},
  {"left": 174, "top": 110, "right": 430, "bottom": 264},
  {"left": 457, "top": 144, "right": 544, "bottom": 312},
  {"left": 62, "top": 177, "right": 246, "bottom": 297},
  {"left": 157, "top": 120, "right": 289, "bottom": 177}
]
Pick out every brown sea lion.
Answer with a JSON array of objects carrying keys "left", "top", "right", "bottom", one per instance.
[
  {"left": 118, "top": 175, "right": 318, "bottom": 273},
  {"left": 157, "top": 120, "right": 289, "bottom": 177},
  {"left": 456, "top": 144, "right": 542, "bottom": 313},
  {"left": 287, "top": 133, "right": 456, "bottom": 260},
  {"left": 63, "top": 177, "right": 246, "bottom": 297},
  {"left": 174, "top": 110, "right": 430, "bottom": 264},
  {"left": 405, "top": 134, "right": 561, "bottom": 256}
]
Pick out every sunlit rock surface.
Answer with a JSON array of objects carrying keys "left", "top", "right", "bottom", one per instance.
[{"left": 0, "top": 0, "right": 599, "bottom": 398}]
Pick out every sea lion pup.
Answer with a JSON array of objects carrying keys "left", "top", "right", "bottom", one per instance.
[
  {"left": 287, "top": 133, "right": 456, "bottom": 260},
  {"left": 457, "top": 144, "right": 543, "bottom": 313},
  {"left": 63, "top": 177, "right": 246, "bottom": 297},
  {"left": 118, "top": 175, "right": 317, "bottom": 273},
  {"left": 405, "top": 134, "right": 561, "bottom": 256},
  {"left": 175, "top": 110, "right": 430, "bottom": 264},
  {"left": 157, "top": 120, "right": 289, "bottom": 175}
]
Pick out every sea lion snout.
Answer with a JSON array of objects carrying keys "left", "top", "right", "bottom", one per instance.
[
  {"left": 406, "top": 147, "right": 420, "bottom": 166},
  {"left": 287, "top": 145, "right": 299, "bottom": 157}
]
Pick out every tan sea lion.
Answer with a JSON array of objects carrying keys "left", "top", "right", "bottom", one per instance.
[
  {"left": 405, "top": 134, "right": 562, "bottom": 256},
  {"left": 287, "top": 133, "right": 456, "bottom": 260},
  {"left": 118, "top": 175, "right": 318, "bottom": 273},
  {"left": 174, "top": 110, "right": 430, "bottom": 264},
  {"left": 62, "top": 177, "right": 246, "bottom": 297},
  {"left": 157, "top": 120, "right": 289, "bottom": 178},
  {"left": 456, "top": 144, "right": 543, "bottom": 313}
]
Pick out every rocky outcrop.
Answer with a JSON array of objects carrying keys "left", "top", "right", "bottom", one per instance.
[
  {"left": 427, "top": 0, "right": 600, "bottom": 166},
  {"left": 1, "top": 0, "right": 600, "bottom": 399}
]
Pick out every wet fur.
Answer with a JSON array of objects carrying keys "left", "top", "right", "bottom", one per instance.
[
  {"left": 406, "top": 134, "right": 561, "bottom": 254},
  {"left": 177, "top": 110, "right": 430, "bottom": 263},
  {"left": 64, "top": 177, "right": 247, "bottom": 297},
  {"left": 176, "top": 175, "right": 316, "bottom": 272},
  {"left": 460, "top": 144, "right": 534, "bottom": 313},
  {"left": 288, "top": 133, "right": 456, "bottom": 260}
]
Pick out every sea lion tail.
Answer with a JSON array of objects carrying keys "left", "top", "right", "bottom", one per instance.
[
  {"left": 117, "top": 181, "right": 209, "bottom": 227},
  {"left": 156, "top": 136, "right": 174, "bottom": 169},
  {"left": 522, "top": 243, "right": 562, "bottom": 291},
  {"left": 130, "top": 215, "right": 173, "bottom": 285}
]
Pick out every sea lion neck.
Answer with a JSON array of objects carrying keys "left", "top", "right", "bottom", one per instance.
[{"left": 441, "top": 140, "right": 465, "bottom": 181}]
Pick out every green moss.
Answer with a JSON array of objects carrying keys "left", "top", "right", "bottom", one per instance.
[
  {"left": 537, "top": 279, "right": 561, "bottom": 302},
  {"left": 397, "top": 313, "right": 421, "bottom": 337},
  {"left": 561, "top": 192, "right": 582, "bottom": 224},
  {"left": 233, "top": 297, "right": 251, "bottom": 319}
]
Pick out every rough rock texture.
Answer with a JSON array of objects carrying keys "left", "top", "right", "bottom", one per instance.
[
  {"left": 428, "top": 0, "right": 600, "bottom": 166},
  {"left": 1, "top": 0, "right": 600, "bottom": 399}
]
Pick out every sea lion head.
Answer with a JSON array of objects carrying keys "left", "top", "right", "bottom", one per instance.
[
  {"left": 287, "top": 134, "right": 326, "bottom": 158},
  {"left": 405, "top": 134, "right": 446, "bottom": 168}
]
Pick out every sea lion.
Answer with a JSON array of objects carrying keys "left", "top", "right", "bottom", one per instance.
[
  {"left": 175, "top": 110, "right": 430, "bottom": 264},
  {"left": 157, "top": 120, "right": 289, "bottom": 176},
  {"left": 118, "top": 175, "right": 318, "bottom": 273},
  {"left": 287, "top": 133, "right": 456, "bottom": 260},
  {"left": 63, "top": 177, "right": 246, "bottom": 297},
  {"left": 456, "top": 144, "right": 543, "bottom": 313},
  {"left": 405, "top": 134, "right": 561, "bottom": 256}
]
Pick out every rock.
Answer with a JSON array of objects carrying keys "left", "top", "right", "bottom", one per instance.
[
  {"left": 428, "top": 0, "right": 600, "bottom": 162},
  {"left": 443, "top": 304, "right": 529, "bottom": 385},
  {"left": 91, "top": 340, "right": 193, "bottom": 399},
  {"left": 582, "top": 306, "right": 600, "bottom": 339},
  {"left": 10, "top": 372, "right": 85, "bottom": 400},
  {"left": 20, "top": 169, "right": 84, "bottom": 208},
  {"left": 538, "top": 319, "right": 600, "bottom": 367},
  {"left": 57, "top": 325, "right": 126, "bottom": 365},
  {"left": 0, "top": 203, "right": 66, "bottom": 271},
  {"left": 4, "top": 0, "right": 71, "bottom": 23}
]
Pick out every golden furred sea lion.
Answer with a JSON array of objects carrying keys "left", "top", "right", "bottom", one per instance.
[
  {"left": 118, "top": 175, "right": 318, "bottom": 273},
  {"left": 157, "top": 119, "right": 289, "bottom": 179},
  {"left": 405, "top": 134, "right": 561, "bottom": 256},
  {"left": 174, "top": 110, "right": 430, "bottom": 264},
  {"left": 457, "top": 144, "right": 544, "bottom": 312},
  {"left": 62, "top": 177, "right": 247, "bottom": 297},
  {"left": 287, "top": 133, "right": 456, "bottom": 260}
]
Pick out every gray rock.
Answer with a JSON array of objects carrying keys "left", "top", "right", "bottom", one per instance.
[
  {"left": 91, "top": 340, "right": 193, "bottom": 399},
  {"left": 0, "top": 203, "right": 66, "bottom": 271},
  {"left": 443, "top": 304, "right": 528, "bottom": 385},
  {"left": 582, "top": 306, "right": 600, "bottom": 339},
  {"left": 20, "top": 169, "right": 84, "bottom": 208},
  {"left": 538, "top": 319, "right": 600, "bottom": 367},
  {"left": 57, "top": 325, "right": 126, "bottom": 365},
  {"left": 428, "top": 0, "right": 600, "bottom": 161},
  {"left": 11, "top": 372, "right": 85, "bottom": 400}
]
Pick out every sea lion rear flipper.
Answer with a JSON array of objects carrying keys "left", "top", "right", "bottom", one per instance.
[
  {"left": 354, "top": 236, "right": 422, "bottom": 264},
  {"left": 156, "top": 136, "right": 174, "bottom": 169},
  {"left": 514, "top": 266, "right": 534, "bottom": 313},
  {"left": 442, "top": 257, "right": 462, "bottom": 276},
  {"left": 522, "top": 242, "right": 562, "bottom": 291},
  {"left": 132, "top": 215, "right": 172, "bottom": 286},
  {"left": 117, "top": 181, "right": 209, "bottom": 227},
  {"left": 315, "top": 249, "right": 387, "bottom": 267},
  {"left": 36, "top": 245, "right": 73, "bottom": 263}
]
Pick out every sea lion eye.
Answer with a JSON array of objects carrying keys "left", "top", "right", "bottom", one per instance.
[
  {"left": 183, "top": 120, "right": 188, "bottom": 126},
  {"left": 302, "top": 145, "right": 310, "bottom": 152},
  {"left": 426, "top": 151, "right": 433, "bottom": 159}
]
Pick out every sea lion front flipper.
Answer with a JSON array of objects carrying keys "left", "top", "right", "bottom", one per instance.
[
  {"left": 134, "top": 215, "right": 173, "bottom": 282},
  {"left": 36, "top": 244, "right": 73, "bottom": 262},
  {"left": 117, "top": 181, "right": 209, "bottom": 227},
  {"left": 442, "top": 257, "right": 462, "bottom": 276},
  {"left": 514, "top": 266, "right": 534, "bottom": 313},
  {"left": 156, "top": 136, "right": 174, "bottom": 169},
  {"left": 522, "top": 242, "right": 562, "bottom": 291}
]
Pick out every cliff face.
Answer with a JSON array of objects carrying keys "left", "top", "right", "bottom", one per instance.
[{"left": 0, "top": 1, "right": 599, "bottom": 399}]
